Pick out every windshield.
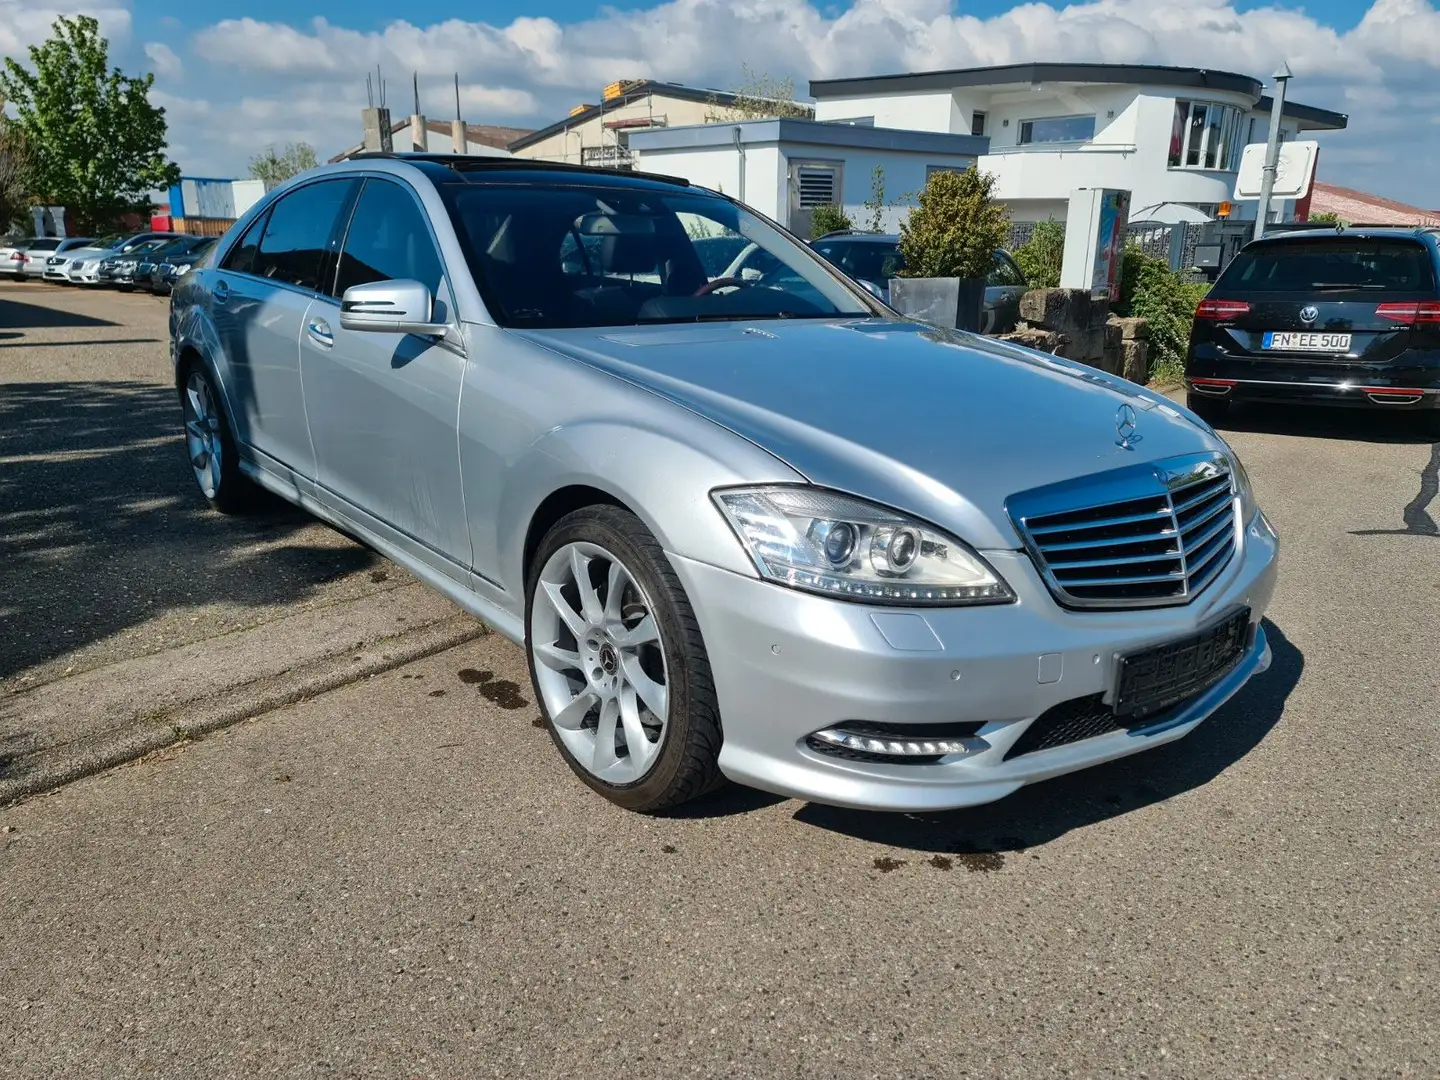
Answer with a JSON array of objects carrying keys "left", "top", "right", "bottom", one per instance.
[
  {"left": 812, "top": 239, "right": 906, "bottom": 286},
  {"left": 442, "top": 182, "right": 874, "bottom": 328},
  {"left": 1220, "top": 239, "right": 1437, "bottom": 295}
]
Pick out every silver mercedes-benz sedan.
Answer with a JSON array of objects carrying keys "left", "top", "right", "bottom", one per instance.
[{"left": 169, "top": 155, "right": 1279, "bottom": 813}]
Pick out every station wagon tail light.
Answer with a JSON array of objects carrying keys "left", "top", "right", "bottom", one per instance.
[
  {"left": 1194, "top": 298, "right": 1251, "bottom": 320},
  {"left": 713, "top": 486, "right": 1014, "bottom": 606},
  {"left": 1375, "top": 301, "right": 1440, "bottom": 325}
]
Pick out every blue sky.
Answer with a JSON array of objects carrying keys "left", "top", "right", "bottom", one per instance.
[
  {"left": 133, "top": 0, "right": 1373, "bottom": 36},
  {"left": 4, "top": 0, "right": 1437, "bottom": 206}
]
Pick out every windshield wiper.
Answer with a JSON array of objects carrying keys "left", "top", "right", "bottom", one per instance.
[{"left": 1310, "top": 283, "right": 1388, "bottom": 290}]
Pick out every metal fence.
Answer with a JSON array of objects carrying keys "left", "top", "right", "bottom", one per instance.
[{"left": 1007, "top": 220, "right": 1230, "bottom": 275}]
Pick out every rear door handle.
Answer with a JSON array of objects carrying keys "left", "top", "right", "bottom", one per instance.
[{"left": 307, "top": 318, "right": 333, "bottom": 348}]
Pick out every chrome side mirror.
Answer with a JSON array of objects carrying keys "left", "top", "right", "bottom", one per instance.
[
  {"left": 340, "top": 279, "right": 448, "bottom": 336},
  {"left": 857, "top": 278, "right": 885, "bottom": 301}
]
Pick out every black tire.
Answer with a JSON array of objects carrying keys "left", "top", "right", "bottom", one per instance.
[
  {"left": 117, "top": 284, "right": 132, "bottom": 292},
  {"left": 179, "top": 360, "right": 258, "bottom": 515},
  {"left": 1186, "top": 392, "right": 1230, "bottom": 426},
  {"left": 525, "top": 504, "right": 725, "bottom": 812}
]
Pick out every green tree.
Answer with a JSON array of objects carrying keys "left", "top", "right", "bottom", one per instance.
[
  {"left": 809, "top": 204, "right": 853, "bottom": 238},
  {"left": 1012, "top": 218, "right": 1065, "bottom": 289},
  {"left": 896, "top": 166, "right": 1010, "bottom": 281},
  {"left": 0, "top": 15, "right": 179, "bottom": 231},
  {"left": 249, "top": 142, "right": 319, "bottom": 189},
  {"left": 1308, "top": 211, "right": 1346, "bottom": 227},
  {"left": 864, "top": 165, "right": 886, "bottom": 233}
]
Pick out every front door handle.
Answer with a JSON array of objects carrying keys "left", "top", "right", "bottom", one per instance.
[
  {"left": 213, "top": 279, "right": 230, "bottom": 304},
  {"left": 307, "top": 318, "right": 333, "bottom": 348}
]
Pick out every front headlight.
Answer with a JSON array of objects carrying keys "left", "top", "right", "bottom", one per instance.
[
  {"left": 713, "top": 486, "right": 1014, "bottom": 606},
  {"left": 1228, "top": 449, "right": 1259, "bottom": 524}
]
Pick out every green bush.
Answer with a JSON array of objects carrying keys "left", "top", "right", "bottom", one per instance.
[
  {"left": 809, "top": 203, "right": 853, "bottom": 239},
  {"left": 897, "top": 166, "right": 1010, "bottom": 281},
  {"left": 1115, "top": 245, "right": 1209, "bottom": 385},
  {"left": 1012, "top": 219, "right": 1064, "bottom": 288}
]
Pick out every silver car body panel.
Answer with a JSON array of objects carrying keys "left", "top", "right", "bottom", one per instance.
[{"left": 170, "top": 155, "right": 1278, "bottom": 811}]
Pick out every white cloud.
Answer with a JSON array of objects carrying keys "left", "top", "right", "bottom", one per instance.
[
  {"left": 0, "top": 0, "right": 131, "bottom": 56},
  {"left": 144, "top": 41, "right": 181, "bottom": 79}
]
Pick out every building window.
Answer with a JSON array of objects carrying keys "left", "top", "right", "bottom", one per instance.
[
  {"left": 970, "top": 111, "right": 987, "bottom": 138},
  {"left": 925, "top": 165, "right": 964, "bottom": 183},
  {"left": 827, "top": 116, "right": 875, "bottom": 127},
  {"left": 1017, "top": 115, "right": 1095, "bottom": 145},
  {"left": 1169, "top": 100, "right": 1246, "bottom": 171}
]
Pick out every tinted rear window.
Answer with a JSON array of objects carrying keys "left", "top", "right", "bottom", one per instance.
[{"left": 1220, "top": 239, "right": 1437, "bottom": 294}]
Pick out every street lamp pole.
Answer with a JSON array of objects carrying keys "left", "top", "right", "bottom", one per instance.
[{"left": 1254, "top": 62, "right": 1293, "bottom": 242}]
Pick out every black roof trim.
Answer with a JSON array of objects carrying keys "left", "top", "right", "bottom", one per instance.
[
  {"left": 346, "top": 151, "right": 692, "bottom": 189},
  {"left": 507, "top": 81, "right": 749, "bottom": 152},
  {"left": 1255, "top": 95, "right": 1348, "bottom": 130},
  {"left": 810, "top": 62, "right": 1264, "bottom": 99}
]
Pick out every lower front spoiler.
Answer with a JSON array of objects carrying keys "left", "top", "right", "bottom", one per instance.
[{"left": 720, "top": 626, "right": 1272, "bottom": 813}]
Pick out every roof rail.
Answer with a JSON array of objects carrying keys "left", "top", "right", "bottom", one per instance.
[
  {"left": 344, "top": 152, "right": 691, "bottom": 188},
  {"left": 815, "top": 229, "right": 860, "bottom": 239}
]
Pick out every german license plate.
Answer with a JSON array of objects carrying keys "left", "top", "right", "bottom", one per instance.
[
  {"left": 1263, "top": 331, "right": 1351, "bottom": 352},
  {"left": 1113, "top": 609, "right": 1251, "bottom": 720}
]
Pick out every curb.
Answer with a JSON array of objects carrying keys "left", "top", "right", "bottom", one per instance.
[{"left": 0, "top": 614, "right": 487, "bottom": 807}]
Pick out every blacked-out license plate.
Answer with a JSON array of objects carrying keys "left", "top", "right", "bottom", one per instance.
[{"left": 1114, "top": 609, "right": 1251, "bottom": 720}]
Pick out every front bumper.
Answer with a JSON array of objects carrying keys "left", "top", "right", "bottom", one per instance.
[{"left": 671, "top": 511, "right": 1279, "bottom": 812}]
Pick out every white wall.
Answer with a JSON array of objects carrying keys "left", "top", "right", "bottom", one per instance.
[
  {"left": 813, "top": 92, "right": 962, "bottom": 133},
  {"left": 634, "top": 143, "right": 785, "bottom": 221}
]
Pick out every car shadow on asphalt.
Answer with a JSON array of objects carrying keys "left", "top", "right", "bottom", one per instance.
[
  {"left": 1215, "top": 402, "right": 1436, "bottom": 445},
  {"left": 786, "top": 619, "right": 1303, "bottom": 856},
  {"left": 0, "top": 296, "right": 117, "bottom": 330},
  {"left": 0, "top": 380, "right": 381, "bottom": 683}
]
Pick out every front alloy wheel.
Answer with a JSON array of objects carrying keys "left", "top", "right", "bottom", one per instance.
[{"left": 525, "top": 506, "right": 723, "bottom": 811}]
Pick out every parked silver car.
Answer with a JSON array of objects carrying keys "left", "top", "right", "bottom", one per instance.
[{"left": 170, "top": 156, "right": 1278, "bottom": 813}]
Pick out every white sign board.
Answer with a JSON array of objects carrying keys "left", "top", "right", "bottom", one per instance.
[{"left": 1233, "top": 140, "right": 1319, "bottom": 201}]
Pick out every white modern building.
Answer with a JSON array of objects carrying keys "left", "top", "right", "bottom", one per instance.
[
  {"left": 629, "top": 119, "right": 987, "bottom": 237},
  {"left": 808, "top": 63, "right": 1348, "bottom": 225}
]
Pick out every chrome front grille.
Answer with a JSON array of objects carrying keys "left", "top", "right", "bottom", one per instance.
[{"left": 1008, "top": 453, "right": 1238, "bottom": 609}]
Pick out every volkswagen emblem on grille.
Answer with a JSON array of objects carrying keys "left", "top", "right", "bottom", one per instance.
[
  {"left": 1299, "top": 305, "right": 1319, "bottom": 324},
  {"left": 1114, "top": 403, "right": 1141, "bottom": 450}
]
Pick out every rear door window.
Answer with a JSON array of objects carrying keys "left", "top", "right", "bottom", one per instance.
[
  {"left": 1220, "top": 239, "right": 1437, "bottom": 295},
  {"left": 252, "top": 179, "right": 356, "bottom": 291}
]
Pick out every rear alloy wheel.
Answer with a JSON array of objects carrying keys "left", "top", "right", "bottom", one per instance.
[
  {"left": 526, "top": 506, "right": 723, "bottom": 812},
  {"left": 181, "top": 365, "right": 256, "bottom": 514},
  {"left": 1186, "top": 392, "right": 1230, "bottom": 426}
]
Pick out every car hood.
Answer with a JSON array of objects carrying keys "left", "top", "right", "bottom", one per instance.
[{"left": 516, "top": 318, "right": 1227, "bottom": 550}]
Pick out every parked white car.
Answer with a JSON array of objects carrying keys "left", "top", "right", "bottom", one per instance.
[
  {"left": 39, "top": 237, "right": 97, "bottom": 282},
  {"left": 0, "top": 236, "right": 36, "bottom": 280}
]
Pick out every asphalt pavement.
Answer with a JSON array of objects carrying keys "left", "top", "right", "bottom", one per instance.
[
  {"left": 0, "top": 281, "right": 483, "bottom": 798},
  {"left": 2, "top": 280, "right": 1438, "bottom": 1077}
]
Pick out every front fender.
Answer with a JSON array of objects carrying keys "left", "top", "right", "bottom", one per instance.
[{"left": 493, "top": 419, "right": 803, "bottom": 601}]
